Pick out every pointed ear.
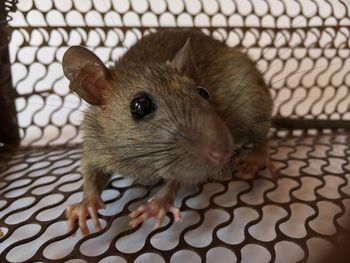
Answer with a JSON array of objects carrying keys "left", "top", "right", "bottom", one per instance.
[
  {"left": 170, "top": 38, "right": 198, "bottom": 81},
  {"left": 62, "top": 46, "right": 110, "bottom": 105}
]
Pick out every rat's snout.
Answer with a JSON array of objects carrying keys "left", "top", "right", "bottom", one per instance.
[
  {"left": 187, "top": 113, "right": 234, "bottom": 167},
  {"left": 206, "top": 146, "right": 233, "bottom": 166}
]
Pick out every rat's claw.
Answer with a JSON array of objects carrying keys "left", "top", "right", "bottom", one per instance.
[
  {"left": 66, "top": 205, "right": 79, "bottom": 234},
  {"left": 66, "top": 203, "right": 91, "bottom": 236},
  {"left": 66, "top": 198, "right": 105, "bottom": 236},
  {"left": 170, "top": 207, "right": 182, "bottom": 222},
  {"left": 88, "top": 206, "right": 102, "bottom": 231},
  {"left": 266, "top": 158, "right": 277, "bottom": 178},
  {"left": 129, "top": 205, "right": 145, "bottom": 218},
  {"left": 234, "top": 149, "right": 276, "bottom": 179},
  {"left": 78, "top": 208, "right": 89, "bottom": 236},
  {"left": 129, "top": 199, "right": 181, "bottom": 229},
  {"left": 237, "top": 165, "right": 257, "bottom": 179},
  {"left": 129, "top": 212, "right": 149, "bottom": 228},
  {"left": 154, "top": 208, "right": 167, "bottom": 229}
]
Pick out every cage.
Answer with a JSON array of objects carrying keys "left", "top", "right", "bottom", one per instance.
[{"left": 1, "top": 0, "right": 350, "bottom": 262}]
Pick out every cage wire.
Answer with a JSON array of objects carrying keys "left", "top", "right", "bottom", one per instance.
[{"left": 1, "top": 0, "right": 350, "bottom": 262}]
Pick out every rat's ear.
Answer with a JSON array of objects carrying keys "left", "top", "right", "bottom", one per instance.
[
  {"left": 170, "top": 38, "right": 198, "bottom": 81},
  {"left": 62, "top": 46, "right": 110, "bottom": 106}
]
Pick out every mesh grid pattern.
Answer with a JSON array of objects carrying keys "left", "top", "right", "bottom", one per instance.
[
  {"left": 1, "top": 130, "right": 350, "bottom": 262},
  {"left": 7, "top": 0, "right": 350, "bottom": 145},
  {"left": 1, "top": 0, "right": 350, "bottom": 262}
]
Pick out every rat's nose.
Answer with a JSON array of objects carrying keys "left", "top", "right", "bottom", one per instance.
[{"left": 207, "top": 149, "right": 232, "bottom": 166}]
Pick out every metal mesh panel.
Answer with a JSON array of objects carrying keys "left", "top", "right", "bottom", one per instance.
[
  {"left": 1, "top": 1, "right": 350, "bottom": 262},
  {"left": 1, "top": 130, "right": 350, "bottom": 262},
  {"left": 7, "top": 0, "right": 350, "bottom": 146}
]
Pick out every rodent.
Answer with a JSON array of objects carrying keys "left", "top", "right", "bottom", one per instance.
[{"left": 62, "top": 29, "right": 274, "bottom": 235}]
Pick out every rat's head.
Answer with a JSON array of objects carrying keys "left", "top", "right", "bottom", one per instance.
[{"left": 62, "top": 39, "right": 234, "bottom": 184}]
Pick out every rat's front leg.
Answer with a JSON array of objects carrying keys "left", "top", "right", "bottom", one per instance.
[
  {"left": 234, "top": 142, "right": 275, "bottom": 179},
  {"left": 66, "top": 165, "right": 111, "bottom": 236},
  {"left": 129, "top": 180, "right": 181, "bottom": 229}
]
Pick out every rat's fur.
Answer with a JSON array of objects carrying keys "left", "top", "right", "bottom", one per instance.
[
  {"left": 121, "top": 29, "right": 272, "bottom": 152},
  {"left": 63, "top": 29, "right": 273, "bottom": 233},
  {"left": 83, "top": 63, "right": 234, "bottom": 184}
]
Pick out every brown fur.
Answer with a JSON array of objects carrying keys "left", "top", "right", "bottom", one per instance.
[
  {"left": 81, "top": 29, "right": 272, "bottom": 191},
  {"left": 63, "top": 29, "right": 273, "bottom": 232}
]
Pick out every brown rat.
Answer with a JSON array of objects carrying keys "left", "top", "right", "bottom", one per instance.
[{"left": 62, "top": 29, "right": 273, "bottom": 235}]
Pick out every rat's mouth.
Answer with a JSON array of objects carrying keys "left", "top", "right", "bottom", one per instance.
[{"left": 203, "top": 147, "right": 233, "bottom": 167}]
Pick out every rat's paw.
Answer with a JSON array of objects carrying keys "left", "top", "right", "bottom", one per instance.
[
  {"left": 66, "top": 197, "right": 105, "bottom": 236},
  {"left": 234, "top": 151, "right": 276, "bottom": 179},
  {"left": 129, "top": 198, "right": 181, "bottom": 229}
]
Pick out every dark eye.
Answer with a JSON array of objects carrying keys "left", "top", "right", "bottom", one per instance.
[
  {"left": 130, "top": 93, "right": 156, "bottom": 120},
  {"left": 197, "top": 86, "right": 210, "bottom": 100}
]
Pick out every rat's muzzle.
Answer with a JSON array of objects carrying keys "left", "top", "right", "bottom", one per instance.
[{"left": 186, "top": 113, "right": 234, "bottom": 168}]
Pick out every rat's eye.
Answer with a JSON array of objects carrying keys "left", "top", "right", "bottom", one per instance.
[
  {"left": 130, "top": 93, "right": 156, "bottom": 120},
  {"left": 197, "top": 86, "right": 210, "bottom": 100}
]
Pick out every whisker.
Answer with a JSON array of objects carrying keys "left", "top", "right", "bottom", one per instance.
[
  {"left": 138, "top": 156, "right": 180, "bottom": 180},
  {"left": 145, "top": 120, "right": 189, "bottom": 140},
  {"left": 95, "top": 151, "right": 177, "bottom": 170},
  {"left": 111, "top": 144, "right": 175, "bottom": 149},
  {"left": 223, "top": 93, "right": 257, "bottom": 120},
  {"left": 223, "top": 57, "right": 342, "bottom": 121},
  {"left": 220, "top": 1, "right": 331, "bottom": 121},
  {"left": 0, "top": 101, "right": 87, "bottom": 113},
  {"left": 119, "top": 147, "right": 177, "bottom": 162},
  {"left": 269, "top": 61, "right": 342, "bottom": 86}
]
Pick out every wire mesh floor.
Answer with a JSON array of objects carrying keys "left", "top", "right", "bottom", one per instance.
[{"left": 1, "top": 129, "right": 350, "bottom": 263}]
